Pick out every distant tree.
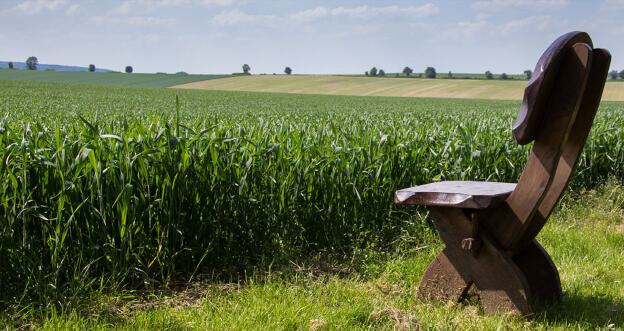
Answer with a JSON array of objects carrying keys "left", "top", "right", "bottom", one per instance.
[
  {"left": 378, "top": 69, "right": 385, "bottom": 77},
  {"left": 417, "top": 73, "right": 422, "bottom": 78},
  {"left": 395, "top": 73, "right": 399, "bottom": 77},
  {"left": 176, "top": 71, "right": 188, "bottom": 75},
  {"left": 500, "top": 73, "right": 508, "bottom": 80},
  {"left": 609, "top": 70, "right": 619, "bottom": 80},
  {"left": 485, "top": 70, "right": 493, "bottom": 80},
  {"left": 25, "top": 56, "right": 38, "bottom": 70},
  {"left": 125, "top": 66, "right": 133, "bottom": 73},
  {"left": 242, "top": 64, "right": 251, "bottom": 74},
  {"left": 365, "top": 71, "right": 369, "bottom": 76},
  {"left": 424, "top": 66, "right": 436, "bottom": 78},
  {"left": 370, "top": 67, "right": 378, "bottom": 77},
  {"left": 88, "top": 64, "right": 96, "bottom": 72},
  {"left": 448, "top": 71, "right": 453, "bottom": 79},
  {"left": 8, "top": 62, "right": 13, "bottom": 69},
  {"left": 284, "top": 66, "right": 292, "bottom": 75},
  {"left": 620, "top": 70, "right": 624, "bottom": 80},
  {"left": 402, "top": 66, "right": 413, "bottom": 76},
  {"left": 524, "top": 69, "right": 532, "bottom": 80}
]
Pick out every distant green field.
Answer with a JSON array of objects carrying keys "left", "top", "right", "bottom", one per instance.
[{"left": 0, "top": 69, "right": 230, "bottom": 87}]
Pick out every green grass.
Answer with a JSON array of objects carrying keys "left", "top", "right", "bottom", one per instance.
[
  {"left": 0, "top": 78, "right": 622, "bottom": 329},
  {"left": 4, "top": 181, "right": 623, "bottom": 330},
  {"left": 0, "top": 69, "right": 230, "bottom": 87}
]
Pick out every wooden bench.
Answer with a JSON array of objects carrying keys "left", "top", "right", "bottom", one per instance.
[{"left": 395, "top": 31, "right": 611, "bottom": 315}]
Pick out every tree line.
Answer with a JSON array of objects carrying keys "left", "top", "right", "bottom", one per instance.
[
  {"left": 364, "top": 66, "right": 539, "bottom": 80},
  {"left": 6, "top": 57, "right": 624, "bottom": 80},
  {"left": 2, "top": 56, "right": 135, "bottom": 73}
]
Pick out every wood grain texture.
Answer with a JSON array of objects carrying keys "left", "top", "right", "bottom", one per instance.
[
  {"left": 394, "top": 181, "right": 516, "bottom": 209},
  {"left": 420, "top": 207, "right": 533, "bottom": 315},
  {"left": 485, "top": 42, "right": 593, "bottom": 251},
  {"left": 512, "top": 31, "right": 592, "bottom": 145}
]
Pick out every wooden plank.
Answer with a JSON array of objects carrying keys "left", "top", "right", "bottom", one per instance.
[
  {"left": 512, "top": 31, "right": 592, "bottom": 145},
  {"left": 484, "top": 42, "right": 593, "bottom": 251},
  {"left": 395, "top": 181, "right": 516, "bottom": 209}
]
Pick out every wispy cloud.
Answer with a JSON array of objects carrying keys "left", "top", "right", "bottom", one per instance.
[
  {"left": 472, "top": 0, "right": 568, "bottom": 11},
  {"left": 290, "top": 4, "right": 439, "bottom": 22},
  {"left": 65, "top": 3, "right": 79, "bottom": 15},
  {"left": 502, "top": 15, "right": 550, "bottom": 33},
  {"left": 430, "top": 20, "right": 488, "bottom": 42},
  {"left": 14, "top": 0, "right": 69, "bottom": 15},
  {"left": 89, "top": 15, "right": 175, "bottom": 27},
  {"left": 111, "top": 0, "right": 239, "bottom": 15},
  {"left": 210, "top": 8, "right": 276, "bottom": 26}
]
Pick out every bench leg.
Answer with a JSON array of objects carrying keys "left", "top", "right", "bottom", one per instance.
[
  {"left": 418, "top": 248, "right": 472, "bottom": 303},
  {"left": 422, "top": 207, "right": 533, "bottom": 315},
  {"left": 513, "top": 239, "right": 562, "bottom": 303}
]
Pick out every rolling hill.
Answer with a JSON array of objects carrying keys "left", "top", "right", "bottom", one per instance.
[
  {"left": 172, "top": 75, "right": 624, "bottom": 101},
  {"left": 0, "top": 69, "right": 230, "bottom": 88}
]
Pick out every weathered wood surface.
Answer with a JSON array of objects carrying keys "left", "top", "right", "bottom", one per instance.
[
  {"left": 512, "top": 31, "right": 592, "bottom": 145},
  {"left": 484, "top": 41, "right": 595, "bottom": 251},
  {"left": 394, "top": 181, "right": 516, "bottom": 209}
]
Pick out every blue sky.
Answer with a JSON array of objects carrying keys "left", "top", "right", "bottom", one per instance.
[{"left": 0, "top": 0, "right": 622, "bottom": 74}]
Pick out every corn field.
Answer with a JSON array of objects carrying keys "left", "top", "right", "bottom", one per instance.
[{"left": 0, "top": 79, "right": 622, "bottom": 307}]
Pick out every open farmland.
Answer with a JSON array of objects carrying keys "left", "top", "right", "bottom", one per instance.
[
  {"left": 0, "top": 69, "right": 230, "bottom": 87},
  {"left": 0, "top": 78, "right": 623, "bottom": 319},
  {"left": 173, "top": 75, "right": 624, "bottom": 101}
]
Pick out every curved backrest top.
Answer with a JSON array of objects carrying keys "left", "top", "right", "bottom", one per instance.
[
  {"left": 483, "top": 31, "right": 611, "bottom": 252},
  {"left": 512, "top": 31, "right": 593, "bottom": 145}
]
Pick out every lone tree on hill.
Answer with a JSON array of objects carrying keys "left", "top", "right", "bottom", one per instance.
[
  {"left": 125, "top": 66, "right": 133, "bottom": 73},
  {"left": 242, "top": 64, "right": 251, "bottom": 74},
  {"left": 402, "top": 66, "right": 413, "bottom": 76},
  {"left": 379, "top": 69, "right": 385, "bottom": 77},
  {"left": 485, "top": 70, "right": 493, "bottom": 79},
  {"left": 88, "top": 64, "right": 96, "bottom": 72},
  {"left": 370, "top": 67, "right": 378, "bottom": 77},
  {"left": 26, "top": 56, "right": 38, "bottom": 70},
  {"left": 524, "top": 69, "right": 532, "bottom": 80},
  {"left": 609, "top": 70, "right": 619, "bottom": 80},
  {"left": 284, "top": 66, "right": 292, "bottom": 75},
  {"left": 425, "top": 67, "right": 436, "bottom": 78},
  {"left": 8, "top": 62, "right": 13, "bottom": 69},
  {"left": 620, "top": 70, "right": 624, "bottom": 80},
  {"left": 501, "top": 73, "right": 509, "bottom": 80}
]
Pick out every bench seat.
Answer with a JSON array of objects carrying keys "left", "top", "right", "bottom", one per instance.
[{"left": 394, "top": 181, "right": 516, "bottom": 209}]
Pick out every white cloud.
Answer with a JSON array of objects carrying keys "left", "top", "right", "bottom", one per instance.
[
  {"left": 290, "top": 7, "right": 330, "bottom": 22},
  {"left": 65, "top": 3, "right": 79, "bottom": 15},
  {"left": 431, "top": 20, "right": 488, "bottom": 42},
  {"left": 89, "top": 15, "right": 175, "bottom": 27},
  {"left": 290, "top": 4, "right": 439, "bottom": 21},
  {"left": 210, "top": 8, "right": 276, "bottom": 26},
  {"left": 502, "top": 15, "right": 550, "bottom": 33},
  {"left": 14, "top": 0, "right": 69, "bottom": 14},
  {"left": 473, "top": 0, "right": 568, "bottom": 11},
  {"left": 111, "top": 0, "right": 238, "bottom": 15}
]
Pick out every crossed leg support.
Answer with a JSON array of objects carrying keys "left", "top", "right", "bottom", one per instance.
[{"left": 418, "top": 207, "right": 562, "bottom": 315}]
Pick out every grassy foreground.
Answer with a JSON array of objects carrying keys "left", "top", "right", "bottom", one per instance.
[
  {"left": 0, "top": 69, "right": 230, "bottom": 87},
  {"left": 173, "top": 75, "right": 624, "bottom": 101},
  {"left": 4, "top": 181, "right": 623, "bottom": 330}
]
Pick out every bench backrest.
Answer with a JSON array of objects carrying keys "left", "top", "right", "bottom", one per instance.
[{"left": 483, "top": 31, "right": 611, "bottom": 252}]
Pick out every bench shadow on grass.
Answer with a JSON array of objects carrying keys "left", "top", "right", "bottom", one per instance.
[{"left": 532, "top": 291, "right": 623, "bottom": 328}]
